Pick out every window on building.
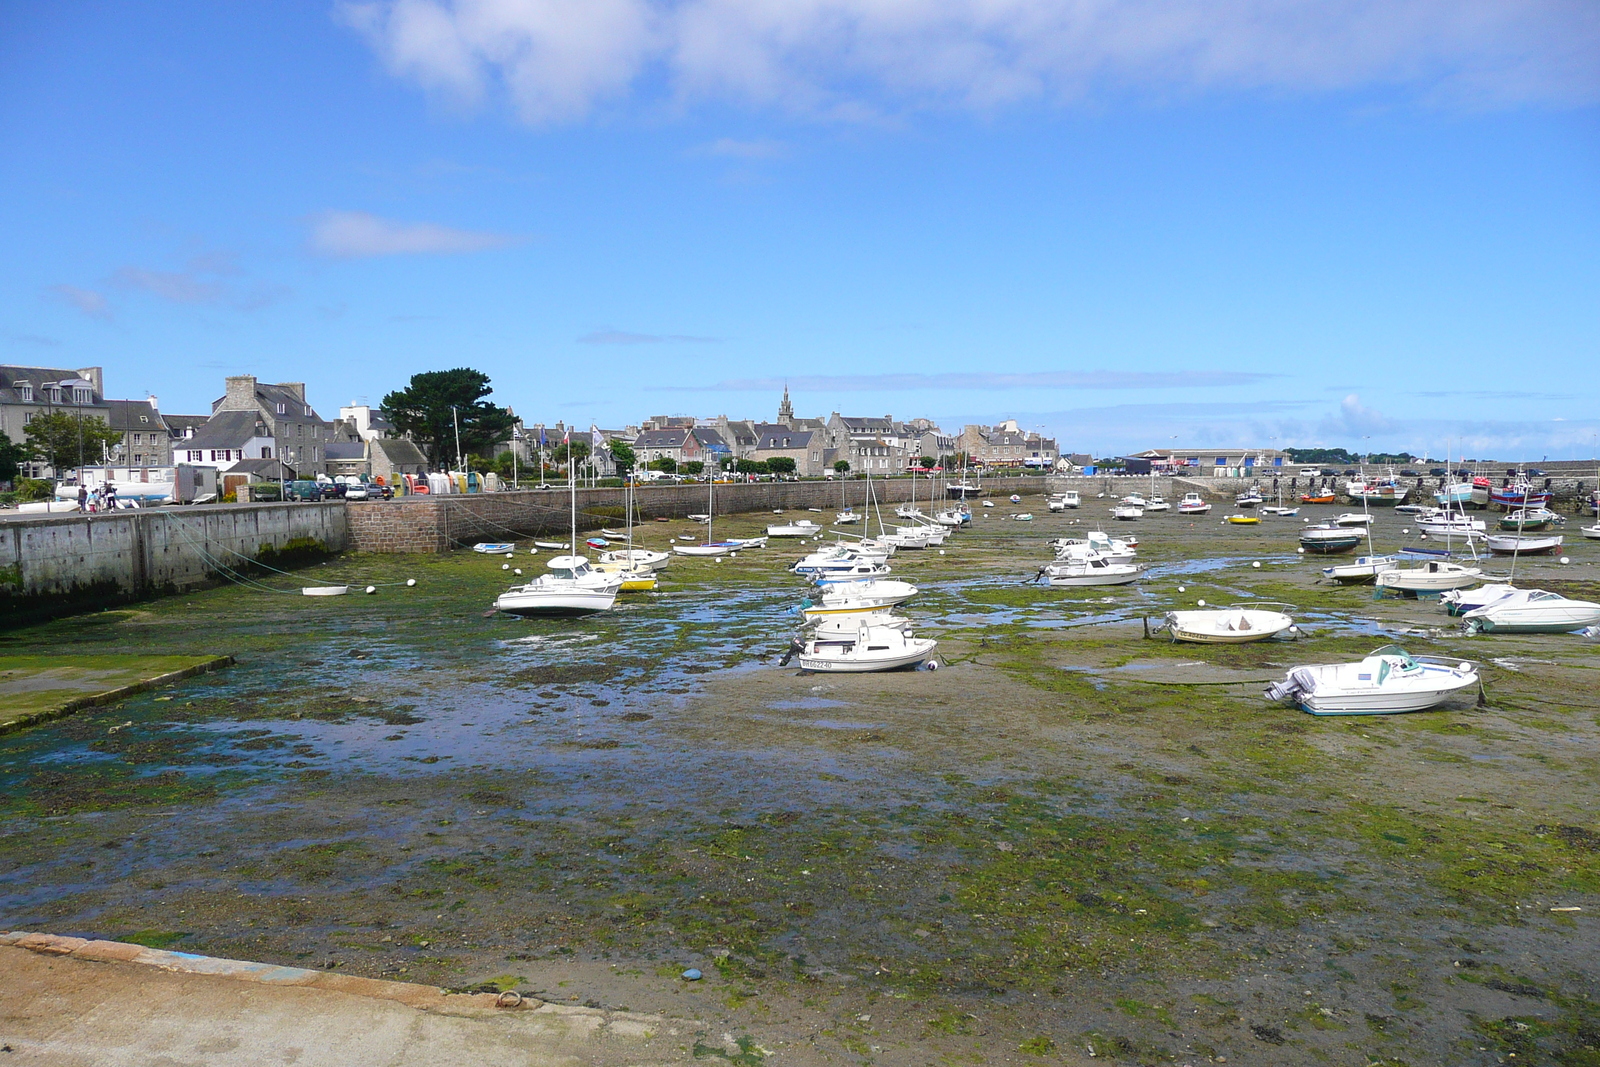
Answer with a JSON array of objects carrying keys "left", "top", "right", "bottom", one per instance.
[
  {"left": 262, "top": 447, "right": 272, "bottom": 459},
  {"left": 73, "top": 387, "right": 91, "bottom": 404},
  {"left": 1215, "top": 457, "right": 1226, "bottom": 465},
  {"left": 16, "top": 384, "right": 32, "bottom": 402},
  {"left": 277, "top": 402, "right": 285, "bottom": 414}
]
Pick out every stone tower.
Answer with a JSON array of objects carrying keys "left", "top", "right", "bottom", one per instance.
[{"left": 777, "top": 385, "right": 794, "bottom": 427}]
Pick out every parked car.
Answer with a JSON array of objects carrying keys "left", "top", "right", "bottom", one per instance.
[
  {"left": 1400, "top": 469, "right": 1419, "bottom": 477},
  {"left": 1299, "top": 467, "right": 1320, "bottom": 478},
  {"left": 343, "top": 483, "right": 370, "bottom": 501},
  {"left": 1526, "top": 468, "right": 1546, "bottom": 476},
  {"left": 1429, "top": 468, "right": 1446, "bottom": 477},
  {"left": 284, "top": 480, "right": 324, "bottom": 501}
]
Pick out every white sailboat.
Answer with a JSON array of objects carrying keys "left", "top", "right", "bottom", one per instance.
[{"left": 494, "top": 443, "right": 621, "bottom": 617}]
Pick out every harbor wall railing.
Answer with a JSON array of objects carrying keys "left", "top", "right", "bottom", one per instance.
[{"left": 0, "top": 502, "right": 348, "bottom": 625}]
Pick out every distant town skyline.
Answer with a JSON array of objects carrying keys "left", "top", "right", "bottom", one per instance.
[{"left": 2, "top": 2, "right": 1596, "bottom": 458}]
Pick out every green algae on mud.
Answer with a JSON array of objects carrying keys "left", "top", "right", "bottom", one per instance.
[{"left": 2, "top": 505, "right": 1598, "bottom": 1064}]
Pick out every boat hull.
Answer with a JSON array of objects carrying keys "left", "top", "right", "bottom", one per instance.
[
  {"left": 1486, "top": 535, "right": 1562, "bottom": 555},
  {"left": 494, "top": 590, "right": 618, "bottom": 616},
  {"left": 1164, "top": 610, "right": 1293, "bottom": 644},
  {"left": 1299, "top": 536, "right": 1362, "bottom": 553},
  {"left": 797, "top": 642, "right": 937, "bottom": 672}
]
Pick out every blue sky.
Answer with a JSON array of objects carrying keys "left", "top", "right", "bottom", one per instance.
[{"left": 2, "top": 0, "right": 1597, "bottom": 458}]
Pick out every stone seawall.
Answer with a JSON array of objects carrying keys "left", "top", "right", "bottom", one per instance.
[
  {"left": 0, "top": 502, "right": 348, "bottom": 626},
  {"left": 347, "top": 476, "right": 1054, "bottom": 553}
]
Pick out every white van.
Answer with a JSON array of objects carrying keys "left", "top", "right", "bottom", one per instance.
[{"left": 1299, "top": 467, "right": 1320, "bottom": 478}]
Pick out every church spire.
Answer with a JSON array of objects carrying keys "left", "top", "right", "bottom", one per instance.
[{"left": 778, "top": 384, "right": 794, "bottom": 426}]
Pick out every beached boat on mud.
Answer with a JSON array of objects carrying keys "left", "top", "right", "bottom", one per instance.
[
  {"left": 1321, "top": 555, "right": 1401, "bottom": 584},
  {"left": 1374, "top": 559, "right": 1482, "bottom": 594},
  {"left": 495, "top": 556, "right": 621, "bottom": 617},
  {"left": 1177, "top": 492, "right": 1212, "bottom": 515},
  {"left": 1265, "top": 646, "right": 1478, "bottom": 715},
  {"left": 1485, "top": 534, "right": 1563, "bottom": 556},
  {"left": 1462, "top": 590, "right": 1600, "bottom": 633},
  {"left": 785, "top": 621, "right": 938, "bottom": 673},
  {"left": 1299, "top": 524, "right": 1363, "bottom": 553},
  {"left": 1161, "top": 606, "right": 1296, "bottom": 644},
  {"left": 1038, "top": 553, "right": 1143, "bottom": 587}
]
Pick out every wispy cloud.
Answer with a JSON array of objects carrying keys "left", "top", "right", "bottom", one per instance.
[
  {"left": 112, "top": 266, "right": 224, "bottom": 304},
  {"left": 696, "top": 137, "right": 790, "bottom": 160},
  {"left": 340, "top": 0, "right": 1600, "bottom": 125},
  {"left": 7, "top": 333, "right": 63, "bottom": 347},
  {"left": 578, "top": 329, "right": 721, "bottom": 345},
  {"left": 308, "top": 210, "right": 522, "bottom": 258},
  {"left": 1328, "top": 393, "right": 1399, "bottom": 436},
  {"left": 47, "top": 284, "right": 112, "bottom": 321},
  {"left": 661, "top": 370, "right": 1279, "bottom": 392}
]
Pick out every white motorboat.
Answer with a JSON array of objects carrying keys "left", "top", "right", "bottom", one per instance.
[
  {"left": 1047, "top": 493, "right": 1069, "bottom": 511},
  {"left": 768, "top": 520, "right": 823, "bottom": 537},
  {"left": 1334, "top": 513, "right": 1375, "bottom": 526},
  {"left": 1299, "top": 524, "right": 1365, "bottom": 554},
  {"left": 1040, "top": 554, "right": 1143, "bottom": 587},
  {"left": 786, "top": 620, "right": 938, "bottom": 673},
  {"left": 1120, "top": 492, "right": 1147, "bottom": 507},
  {"left": 1320, "top": 555, "right": 1401, "bottom": 584},
  {"left": 834, "top": 509, "right": 862, "bottom": 524},
  {"left": 1260, "top": 505, "right": 1299, "bottom": 517},
  {"left": 812, "top": 562, "right": 894, "bottom": 584},
  {"left": 1485, "top": 534, "right": 1563, "bottom": 556},
  {"left": 1112, "top": 505, "right": 1143, "bottom": 521},
  {"left": 934, "top": 506, "right": 971, "bottom": 526},
  {"left": 816, "top": 578, "right": 917, "bottom": 606},
  {"left": 1177, "top": 493, "right": 1212, "bottom": 515},
  {"left": 1265, "top": 646, "right": 1478, "bottom": 715},
  {"left": 1462, "top": 590, "right": 1600, "bottom": 633},
  {"left": 1161, "top": 606, "right": 1296, "bottom": 644},
  {"left": 1583, "top": 523, "right": 1600, "bottom": 540},
  {"left": 1053, "top": 531, "right": 1137, "bottom": 563},
  {"left": 1144, "top": 495, "right": 1170, "bottom": 512},
  {"left": 1440, "top": 583, "right": 1519, "bottom": 617},
  {"left": 1375, "top": 559, "right": 1482, "bottom": 594},
  {"left": 495, "top": 556, "right": 621, "bottom": 617},
  {"left": 1235, "top": 488, "right": 1263, "bottom": 508}
]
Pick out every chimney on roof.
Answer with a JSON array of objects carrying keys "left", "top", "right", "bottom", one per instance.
[
  {"left": 277, "top": 382, "right": 306, "bottom": 401},
  {"left": 222, "top": 375, "right": 257, "bottom": 411},
  {"left": 147, "top": 394, "right": 158, "bottom": 410},
  {"left": 75, "top": 367, "right": 104, "bottom": 395}
]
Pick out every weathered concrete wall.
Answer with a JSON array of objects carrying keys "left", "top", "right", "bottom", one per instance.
[
  {"left": 347, "top": 476, "right": 1055, "bottom": 553},
  {"left": 0, "top": 502, "right": 347, "bottom": 625}
]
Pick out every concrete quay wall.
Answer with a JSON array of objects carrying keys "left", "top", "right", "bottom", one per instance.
[
  {"left": 0, "top": 502, "right": 347, "bottom": 625},
  {"left": 347, "top": 475, "right": 1055, "bottom": 553}
]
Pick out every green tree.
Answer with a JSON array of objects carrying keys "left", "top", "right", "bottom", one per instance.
[
  {"left": 550, "top": 439, "right": 590, "bottom": 466},
  {"left": 0, "top": 430, "right": 31, "bottom": 483},
  {"left": 916, "top": 455, "right": 935, "bottom": 469},
  {"left": 379, "top": 368, "right": 516, "bottom": 467},
  {"left": 766, "top": 456, "right": 796, "bottom": 475},
  {"left": 682, "top": 460, "right": 705, "bottom": 477},
  {"left": 608, "top": 439, "right": 635, "bottom": 474},
  {"left": 23, "top": 411, "right": 122, "bottom": 472},
  {"left": 735, "top": 458, "right": 770, "bottom": 475},
  {"left": 833, "top": 459, "right": 851, "bottom": 474},
  {"left": 648, "top": 456, "right": 677, "bottom": 474}
]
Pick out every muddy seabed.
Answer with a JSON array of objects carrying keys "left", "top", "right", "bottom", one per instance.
[{"left": 3, "top": 503, "right": 1598, "bottom": 1066}]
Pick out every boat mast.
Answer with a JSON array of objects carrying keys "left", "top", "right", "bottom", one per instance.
[{"left": 568, "top": 427, "right": 577, "bottom": 555}]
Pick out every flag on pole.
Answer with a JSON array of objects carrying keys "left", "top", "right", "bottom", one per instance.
[{"left": 590, "top": 424, "right": 604, "bottom": 450}]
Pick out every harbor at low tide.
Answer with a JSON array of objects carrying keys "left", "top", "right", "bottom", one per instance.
[{"left": 3, "top": 499, "right": 1598, "bottom": 1065}]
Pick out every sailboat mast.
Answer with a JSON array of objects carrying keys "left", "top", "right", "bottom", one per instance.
[{"left": 569, "top": 430, "right": 577, "bottom": 555}]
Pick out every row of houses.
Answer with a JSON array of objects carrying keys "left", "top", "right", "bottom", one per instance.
[{"left": 3, "top": 366, "right": 1064, "bottom": 490}]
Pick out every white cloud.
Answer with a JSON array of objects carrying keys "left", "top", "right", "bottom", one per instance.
[
  {"left": 47, "top": 284, "right": 112, "bottom": 321},
  {"left": 340, "top": 0, "right": 1600, "bottom": 124},
  {"left": 308, "top": 210, "right": 521, "bottom": 257},
  {"left": 1332, "top": 392, "right": 1399, "bottom": 435}
]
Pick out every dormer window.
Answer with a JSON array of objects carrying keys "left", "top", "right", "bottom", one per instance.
[
  {"left": 277, "top": 402, "right": 286, "bottom": 414},
  {"left": 73, "top": 387, "right": 91, "bottom": 404},
  {"left": 16, "top": 384, "right": 31, "bottom": 402}
]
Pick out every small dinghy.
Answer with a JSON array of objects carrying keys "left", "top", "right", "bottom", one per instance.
[
  {"left": 784, "top": 619, "right": 938, "bottom": 673},
  {"left": 1582, "top": 523, "right": 1600, "bottom": 540},
  {"left": 1260, "top": 505, "right": 1299, "bottom": 517},
  {"left": 1009, "top": 494, "right": 1022, "bottom": 504},
  {"left": 302, "top": 585, "right": 350, "bottom": 597},
  {"left": 1462, "top": 589, "right": 1600, "bottom": 633},
  {"left": 1160, "top": 606, "right": 1296, "bottom": 644},
  {"left": 1498, "top": 507, "right": 1561, "bottom": 531},
  {"left": 768, "top": 520, "right": 822, "bottom": 537},
  {"left": 1225, "top": 514, "right": 1260, "bottom": 525},
  {"left": 535, "top": 541, "right": 567, "bottom": 550},
  {"left": 982, "top": 500, "right": 995, "bottom": 508},
  {"left": 1265, "top": 645, "right": 1478, "bottom": 715},
  {"left": 673, "top": 541, "right": 737, "bottom": 557},
  {"left": 1321, "top": 555, "right": 1400, "bottom": 584},
  {"left": 687, "top": 513, "right": 711, "bottom": 524},
  {"left": 472, "top": 543, "right": 515, "bottom": 554},
  {"left": 807, "top": 614, "right": 912, "bottom": 638},
  {"left": 1299, "top": 490, "right": 1336, "bottom": 504},
  {"left": 1485, "top": 533, "right": 1563, "bottom": 556},
  {"left": 1014, "top": 512, "right": 1034, "bottom": 521},
  {"left": 1334, "top": 513, "right": 1375, "bottom": 526},
  {"left": 585, "top": 537, "right": 609, "bottom": 549},
  {"left": 1375, "top": 559, "right": 1482, "bottom": 594}
]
